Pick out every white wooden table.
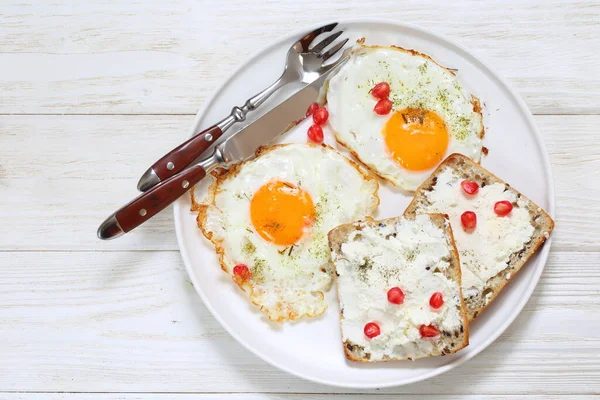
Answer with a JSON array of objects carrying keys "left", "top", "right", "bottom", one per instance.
[{"left": 1, "top": 1, "right": 599, "bottom": 398}]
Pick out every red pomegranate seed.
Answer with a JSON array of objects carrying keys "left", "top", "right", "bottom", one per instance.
[
  {"left": 312, "top": 107, "right": 329, "bottom": 125},
  {"left": 461, "top": 211, "right": 477, "bottom": 230},
  {"left": 387, "top": 287, "right": 405, "bottom": 305},
  {"left": 307, "top": 124, "right": 324, "bottom": 143},
  {"left": 305, "top": 102, "right": 319, "bottom": 117},
  {"left": 370, "top": 82, "right": 390, "bottom": 99},
  {"left": 364, "top": 322, "right": 381, "bottom": 339},
  {"left": 461, "top": 180, "right": 479, "bottom": 195},
  {"left": 374, "top": 98, "right": 392, "bottom": 115},
  {"left": 233, "top": 264, "right": 251, "bottom": 280},
  {"left": 494, "top": 200, "right": 513, "bottom": 216},
  {"left": 420, "top": 324, "right": 440, "bottom": 338},
  {"left": 429, "top": 292, "right": 444, "bottom": 309}
]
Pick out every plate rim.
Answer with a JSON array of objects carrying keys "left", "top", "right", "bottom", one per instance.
[{"left": 173, "top": 18, "right": 556, "bottom": 388}]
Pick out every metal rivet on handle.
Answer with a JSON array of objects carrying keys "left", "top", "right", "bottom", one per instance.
[
  {"left": 139, "top": 208, "right": 147, "bottom": 216},
  {"left": 167, "top": 162, "right": 174, "bottom": 170},
  {"left": 182, "top": 180, "right": 189, "bottom": 189},
  {"left": 204, "top": 133, "right": 213, "bottom": 142}
]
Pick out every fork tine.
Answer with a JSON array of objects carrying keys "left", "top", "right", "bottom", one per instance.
[
  {"left": 296, "top": 22, "right": 338, "bottom": 52},
  {"left": 319, "top": 38, "right": 349, "bottom": 62},
  {"left": 310, "top": 31, "right": 343, "bottom": 54}
]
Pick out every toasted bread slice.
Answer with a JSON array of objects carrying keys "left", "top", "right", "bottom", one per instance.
[
  {"left": 328, "top": 213, "right": 469, "bottom": 362},
  {"left": 404, "top": 154, "right": 554, "bottom": 321}
]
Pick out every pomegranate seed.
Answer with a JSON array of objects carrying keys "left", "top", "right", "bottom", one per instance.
[
  {"left": 305, "top": 102, "right": 319, "bottom": 117},
  {"left": 461, "top": 211, "right": 477, "bottom": 230},
  {"left": 387, "top": 287, "right": 405, "bottom": 305},
  {"left": 374, "top": 98, "right": 392, "bottom": 115},
  {"left": 370, "top": 82, "right": 390, "bottom": 99},
  {"left": 312, "top": 107, "right": 329, "bottom": 125},
  {"left": 494, "top": 200, "right": 513, "bottom": 216},
  {"left": 461, "top": 180, "right": 479, "bottom": 195},
  {"left": 307, "top": 124, "right": 324, "bottom": 143},
  {"left": 420, "top": 324, "right": 440, "bottom": 338},
  {"left": 233, "top": 264, "right": 251, "bottom": 280},
  {"left": 364, "top": 322, "right": 381, "bottom": 339},
  {"left": 429, "top": 292, "right": 444, "bottom": 309}
]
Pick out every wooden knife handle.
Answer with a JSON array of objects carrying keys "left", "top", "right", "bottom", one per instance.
[
  {"left": 151, "top": 125, "right": 222, "bottom": 181},
  {"left": 115, "top": 165, "right": 207, "bottom": 233}
]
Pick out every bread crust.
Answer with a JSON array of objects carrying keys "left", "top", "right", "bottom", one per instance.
[
  {"left": 404, "top": 153, "right": 555, "bottom": 321},
  {"left": 328, "top": 213, "right": 469, "bottom": 362}
]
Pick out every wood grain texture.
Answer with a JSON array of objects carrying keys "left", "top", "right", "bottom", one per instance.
[
  {"left": 1, "top": 1, "right": 599, "bottom": 397},
  {"left": 0, "top": 251, "right": 598, "bottom": 394},
  {"left": 0, "top": 396, "right": 593, "bottom": 400},
  {"left": 0, "top": 115, "right": 597, "bottom": 251},
  {"left": 1, "top": 0, "right": 599, "bottom": 115}
]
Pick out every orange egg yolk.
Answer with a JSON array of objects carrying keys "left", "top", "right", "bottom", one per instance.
[
  {"left": 250, "top": 180, "right": 315, "bottom": 246},
  {"left": 383, "top": 108, "right": 449, "bottom": 171}
]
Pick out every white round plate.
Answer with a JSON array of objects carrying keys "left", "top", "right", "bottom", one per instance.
[{"left": 173, "top": 19, "right": 555, "bottom": 388}]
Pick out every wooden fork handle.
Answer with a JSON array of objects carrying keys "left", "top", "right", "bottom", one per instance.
[{"left": 154, "top": 125, "right": 221, "bottom": 180}]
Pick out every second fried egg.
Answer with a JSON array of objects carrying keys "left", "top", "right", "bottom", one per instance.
[
  {"left": 326, "top": 45, "right": 484, "bottom": 191},
  {"left": 196, "top": 143, "right": 379, "bottom": 322}
]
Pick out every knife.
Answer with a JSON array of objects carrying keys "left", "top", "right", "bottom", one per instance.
[
  {"left": 97, "top": 58, "right": 347, "bottom": 240},
  {"left": 136, "top": 22, "right": 347, "bottom": 193}
]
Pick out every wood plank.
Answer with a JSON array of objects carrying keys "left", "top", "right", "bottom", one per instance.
[
  {"left": 1, "top": 0, "right": 598, "bottom": 115},
  {"left": 0, "top": 395, "right": 592, "bottom": 399},
  {"left": 0, "top": 116, "right": 189, "bottom": 251},
  {"left": 0, "top": 115, "right": 596, "bottom": 251},
  {"left": 0, "top": 251, "right": 598, "bottom": 394}
]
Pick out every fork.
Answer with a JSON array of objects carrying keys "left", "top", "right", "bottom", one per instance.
[{"left": 137, "top": 23, "right": 349, "bottom": 192}]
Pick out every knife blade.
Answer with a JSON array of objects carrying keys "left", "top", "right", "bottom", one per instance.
[
  {"left": 97, "top": 56, "right": 348, "bottom": 240},
  {"left": 218, "top": 79, "right": 324, "bottom": 165}
]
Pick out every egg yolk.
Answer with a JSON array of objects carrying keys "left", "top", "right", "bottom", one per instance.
[
  {"left": 383, "top": 108, "right": 449, "bottom": 171},
  {"left": 250, "top": 180, "right": 315, "bottom": 246}
]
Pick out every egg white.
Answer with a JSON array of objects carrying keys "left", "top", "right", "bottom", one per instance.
[
  {"left": 326, "top": 45, "right": 484, "bottom": 192},
  {"left": 197, "top": 143, "right": 379, "bottom": 322}
]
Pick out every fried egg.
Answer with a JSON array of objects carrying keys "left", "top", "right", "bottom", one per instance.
[
  {"left": 326, "top": 44, "right": 484, "bottom": 192},
  {"left": 196, "top": 143, "right": 379, "bottom": 322}
]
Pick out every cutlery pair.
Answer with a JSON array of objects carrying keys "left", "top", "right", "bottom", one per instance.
[{"left": 98, "top": 23, "right": 349, "bottom": 240}]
